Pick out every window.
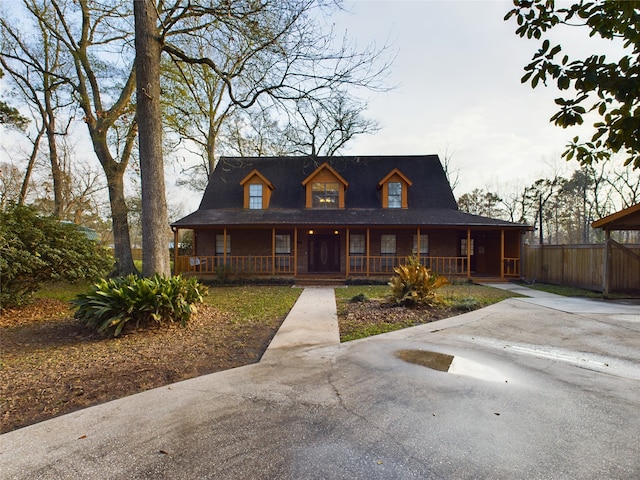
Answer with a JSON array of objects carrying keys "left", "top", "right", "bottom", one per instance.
[
  {"left": 461, "top": 238, "right": 474, "bottom": 256},
  {"left": 380, "top": 234, "right": 396, "bottom": 255},
  {"left": 388, "top": 182, "right": 402, "bottom": 208},
  {"left": 215, "top": 234, "right": 231, "bottom": 255},
  {"left": 249, "top": 184, "right": 262, "bottom": 209},
  {"left": 312, "top": 182, "right": 339, "bottom": 208},
  {"left": 412, "top": 234, "right": 429, "bottom": 255},
  {"left": 275, "top": 234, "right": 291, "bottom": 254},
  {"left": 349, "top": 234, "right": 365, "bottom": 255}
]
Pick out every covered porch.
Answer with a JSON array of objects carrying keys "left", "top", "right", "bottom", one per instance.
[{"left": 172, "top": 225, "right": 524, "bottom": 281}]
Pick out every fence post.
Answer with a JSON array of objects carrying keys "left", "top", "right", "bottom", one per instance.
[{"left": 603, "top": 230, "right": 611, "bottom": 298}]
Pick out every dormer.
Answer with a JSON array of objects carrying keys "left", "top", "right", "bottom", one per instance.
[
  {"left": 240, "top": 169, "right": 274, "bottom": 209},
  {"left": 302, "top": 162, "right": 349, "bottom": 209},
  {"left": 377, "top": 168, "right": 412, "bottom": 209}
]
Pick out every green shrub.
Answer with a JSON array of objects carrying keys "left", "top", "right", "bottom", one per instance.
[
  {"left": 349, "top": 293, "right": 369, "bottom": 303},
  {"left": 0, "top": 204, "right": 114, "bottom": 308},
  {"left": 388, "top": 256, "right": 449, "bottom": 306},
  {"left": 71, "top": 274, "right": 206, "bottom": 337}
]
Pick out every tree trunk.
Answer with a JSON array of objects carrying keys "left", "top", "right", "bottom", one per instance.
[
  {"left": 19, "top": 126, "right": 45, "bottom": 206},
  {"left": 45, "top": 110, "right": 63, "bottom": 217},
  {"left": 91, "top": 133, "right": 138, "bottom": 276},
  {"left": 134, "top": 0, "right": 170, "bottom": 277}
]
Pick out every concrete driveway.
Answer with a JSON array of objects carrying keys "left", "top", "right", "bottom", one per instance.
[{"left": 1, "top": 285, "right": 639, "bottom": 479}]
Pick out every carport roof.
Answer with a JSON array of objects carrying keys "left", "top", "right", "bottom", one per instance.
[{"left": 592, "top": 203, "right": 640, "bottom": 231}]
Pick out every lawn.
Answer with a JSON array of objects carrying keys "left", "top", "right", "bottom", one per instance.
[
  {"left": 1, "top": 281, "right": 520, "bottom": 433},
  {"left": 336, "top": 283, "right": 522, "bottom": 341},
  {"left": 1, "top": 285, "right": 302, "bottom": 433}
]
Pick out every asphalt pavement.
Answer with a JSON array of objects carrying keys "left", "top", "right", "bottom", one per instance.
[{"left": 1, "top": 284, "right": 639, "bottom": 479}]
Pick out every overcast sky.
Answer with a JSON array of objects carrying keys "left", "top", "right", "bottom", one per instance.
[
  {"left": 330, "top": 0, "right": 605, "bottom": 196},
  {"left": 1, "top": 0, "right": 625, "bottom": 216}
]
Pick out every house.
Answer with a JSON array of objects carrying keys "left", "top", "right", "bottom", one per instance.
[{"left": 171, "top": 155, "right": 530, "bottom": 282}]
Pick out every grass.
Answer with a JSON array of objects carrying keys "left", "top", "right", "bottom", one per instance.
[
  {"left": 33, "top": 280, "right": 94, "bottom": 302},
  {"left": 34, "top": 281, "right": 302, "bottom": 322},
  {"left": 335, "top": 283, "right": 523, "bottom": 342},
  {"left": 335, "top": 283, "right": 521, "bottom": 307},
  {"left": 203, "top": 285, "right": 302, "bottom": 324},
  {"left": 517, "top": 281, "right": 639, "bottom": 299}
]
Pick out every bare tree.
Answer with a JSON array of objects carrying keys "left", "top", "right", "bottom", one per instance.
[
  {"left": 160, "top": 0, "right": 391, "bottom": 175},
  {"left": 5, "top": 0, "right": 139, "bottom": 275},
  {"left": 439, "top": 145, "right": 460, "bottom": 193},
  {"left": 1, "top": 5, "right": 74, "bottom": 217},
  {"left": 5, "top": 0, "right": 392, "bottom": 276},
  {"left": 281, "top": 92, "right": 380, "bottom": 157}
]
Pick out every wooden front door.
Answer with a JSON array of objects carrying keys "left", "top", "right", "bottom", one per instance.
[{"left": 308, "top": 235, "right": 340, "bottom": 272}]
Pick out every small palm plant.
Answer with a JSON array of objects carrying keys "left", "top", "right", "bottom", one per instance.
[{"left": 388, "top": 256, "right": 449, "bottom": 306}]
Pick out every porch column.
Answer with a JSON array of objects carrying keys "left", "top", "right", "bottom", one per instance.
[
  {"left": 366, "top": 228, "right": 371, "bottom": 277},
  {"left": 294, "top": 227, "right": 298, "bottom": 277},
  {"left": 272, "top": 228, "right": 276, "bottom": 276},
  {"left": 172, "top": 227, "right": 179, "bottom": 275},
  {"left": 346, "top": 228, "right": 350, "bottom": 278},
  {"left": 223, "top": 227, "right": 227, "bottom": 266},
  {"left": 466, "top": 228, "right": 471, "bottom": 280},
  {"left": 500, "top": 229, "right": 505, "bottom": 279}
]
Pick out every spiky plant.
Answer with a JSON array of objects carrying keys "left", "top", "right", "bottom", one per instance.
[{"left": 388, "top": 257, "right": 449, "bottom": 306}]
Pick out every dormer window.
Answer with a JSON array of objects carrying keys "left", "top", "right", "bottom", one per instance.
[
  {"left": 302, "top": 162, "right": 349, "bottom": 209},
  {"left": 240, "top": 169, "right": 274, "bottom": 210},
  {"left": 378, "top": 169, "right": 412, "bottom": 209},
  {"left": 312, "top": 182, "right": 340, "bottom": 208},
  {"left": 388, "top": 182, "right": 402, "bottom": 208},
  {"left": 249, "top": 184, "right": 263, "bottom": 209}
]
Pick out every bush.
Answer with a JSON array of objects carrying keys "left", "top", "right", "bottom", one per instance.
[
  {"left": 349, "top": 293, "right": 369, "bottom": 303},
  {"left": 0, "top": 204, "right": 114, "bottom": 308},
  {"left": 388, "top": 256, "right": 449, "bottom": 306},
  {"left": 71, "top": 274, "right": 207, "bottom": 337}
]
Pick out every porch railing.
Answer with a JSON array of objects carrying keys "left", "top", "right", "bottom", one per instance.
[
  {"left": 176, "top": 254, "right": 475, "bottom": 277},
  {"left": 348, "top": 255, "right": 469, "bottom": 275},
  {"left": 176, "top": 255, "right": 295, "bottom": 275},
  {"left": 503, "top": 257, "right": 520, "bottom": 277}
]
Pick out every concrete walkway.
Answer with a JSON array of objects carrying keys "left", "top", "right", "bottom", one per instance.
[
  {"left": 260, "top": 287, "right": 339, "bottom": 362},
  {"left": 1, "top": 285, "right": 639, "bottom": 479}
]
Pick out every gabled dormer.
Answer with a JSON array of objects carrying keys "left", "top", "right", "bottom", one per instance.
[
  {"left": 240, "top": 169, "right": 274, "bottom": 209},
  {"left": 377, "top": 168, "right": 412, "bottom": 209},
  {"left": 302, "top": 162, "right": 349, "bottom": 208}
]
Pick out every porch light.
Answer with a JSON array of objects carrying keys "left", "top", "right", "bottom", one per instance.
[
  {"left": 308, "top": 229, "right": 314, "bottom": 235},
  {"left": 333, "top": 230, "right": 339, "bottom": 235}
]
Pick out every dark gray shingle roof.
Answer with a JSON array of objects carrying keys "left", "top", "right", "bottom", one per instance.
[{"left": 172, "top": 155, "right": 528, "bottom": 229}]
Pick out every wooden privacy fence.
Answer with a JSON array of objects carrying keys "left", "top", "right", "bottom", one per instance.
[{"left": 523, "top": 244, "right": 640, "bottom": 293}]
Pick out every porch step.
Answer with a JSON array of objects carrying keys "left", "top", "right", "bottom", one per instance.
[
  {"left": 470, "top": 276, "right": 513, "bottom": 284},
  {"left": 294, "top": 276, "right": 346, "bottom": 287}
]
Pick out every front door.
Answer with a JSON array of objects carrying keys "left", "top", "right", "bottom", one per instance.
[{"left": 308, "top": 235, "right": 340, "bottom": 272}]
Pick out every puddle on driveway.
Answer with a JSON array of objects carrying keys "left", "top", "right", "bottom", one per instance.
[
  {"left": 395, "top": 349, "right": 509, "bottom": 383},
  {"left": 395, "top": 350, "right": 454, "bottom": 372}
]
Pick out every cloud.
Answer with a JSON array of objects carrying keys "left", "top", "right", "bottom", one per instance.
[{"left": 334, "top": 0, "right": 603, "bottom": 195}]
